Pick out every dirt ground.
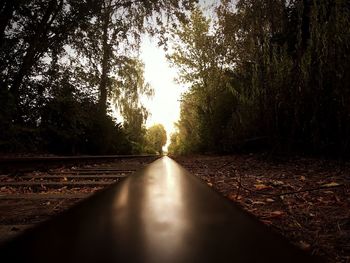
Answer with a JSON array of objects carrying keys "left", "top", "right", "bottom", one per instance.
[{"left": 173, "top": 154, "right": 350, "bottom": 263}]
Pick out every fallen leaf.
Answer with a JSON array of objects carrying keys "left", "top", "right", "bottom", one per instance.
[
  {"left": 298, "top": 241, "right": 311, "bottom": 251},
  {"left": 252, "top": 201, "right": 266, "bottom": 205},
  {"left": 261, "top": 220, "right": 273, "bottom": 225},
  {"left": 334, "top": 195, "right": 341, "bottom": 202},
  {"left": 324, "top": 190, "right": 334, "bottom": 194},
  {"left": 207, "top": 182, "right": 213, "bottom": 187},
  {"left": 322, "top": 182, "right": 340, "bottom": 187},
  {"left": 254, "top": 184, "right": 271, "bottom": 190},
  {"left": 227, "top": 193, "right": 242, "bottom": 201},
  {"left": 300, "top": 176, "right": 306, "bottom": 181},
  {"left": 268, "top": 210, "right": 285, "bottom": 218},
  {"left": 266, "top": 198, "right": 275, "bottom": 202},
  {"left": 272, "top": 180, "right": 284, "bottom": 186}
]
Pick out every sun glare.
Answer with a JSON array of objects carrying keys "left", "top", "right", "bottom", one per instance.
[{"left": 140, "top": 37, "right": 188, "bottom": 151}]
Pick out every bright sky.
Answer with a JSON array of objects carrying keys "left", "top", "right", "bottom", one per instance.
[
  {"left": 140, "top": 0, "right": 217, "bottom": 151},
  {"left": 140, "top": 37, "right": 187, "bottom": 150}
]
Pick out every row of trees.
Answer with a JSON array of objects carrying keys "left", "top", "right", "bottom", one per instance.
[
  {"left": 0, "top": 0, "right": 194, "bottom": 154},
  {"left": 168, "top": 0, "right": 350, "bottom": 156},
  {"left": 144, "top": 124, "right": 167, "bottom": 154}
]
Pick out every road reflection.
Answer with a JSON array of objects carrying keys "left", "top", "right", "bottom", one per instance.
[
  {"left": 110, "top": 157, "right": 189, "bottom": 262},
  {"left": 142, "top": 156, "right": 188, "bottom": 261}
]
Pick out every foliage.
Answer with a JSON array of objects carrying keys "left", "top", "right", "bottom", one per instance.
[
  {"left": 0, "top": 0, "right": 197, "bottom": 154},
  {"left": 168, "top": 1, "right": 350, "bottom": 156},
  {"left": 144, "top": 124, "right": 167, "bottom": 154},
  {"left": 40, "top": 75, "right": 130, "bottom": 154}
]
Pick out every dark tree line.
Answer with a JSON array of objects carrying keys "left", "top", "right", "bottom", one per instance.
[
  {"left": 168, "top": 0, "right": 350, "bottom": 156},
  {"left": 0, "top": 0, "right": 196, "bottom": 154}
]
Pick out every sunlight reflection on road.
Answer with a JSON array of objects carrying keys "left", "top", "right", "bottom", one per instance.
[{"left": 142, "top": 156, "right": 188, "bottom": 261}]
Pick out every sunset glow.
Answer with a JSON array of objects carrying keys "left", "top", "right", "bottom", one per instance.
[{"left": 140, "top": 37, "right": 187, "bottom": 150}]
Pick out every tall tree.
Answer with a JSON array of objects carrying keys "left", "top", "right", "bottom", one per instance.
[
  {"left": 170, "top": 0, "right": 350, "bottom": 155},
  {"left": 116, "top": 58, "right": 152, "bottom": 152},
  {"left": 73, "top": 0, "right": 198, "bottom": 116},
  {"left": 145, "top": 124, "right": 167, "bottom": 154},
  {"left": 1, "top": 0, "right": 99, "bottom": 122},
  {"left": 0, "top": 0, "right": 197, "bottom": 153},
  {"left": 168, "top": 7, "right": 238, "bottom": 152}
]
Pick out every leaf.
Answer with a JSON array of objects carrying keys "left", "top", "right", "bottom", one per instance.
[
  {"left": 227, "top": 193, "right": 242, "bottom": 201},
  {"left": 323, "top": 190, "right": 333, "bottom": 194},
  {"left": 300, "top": 176, "right": 306, "bottom": 181},
  {"left": 334, "top": 195, "right": 341, "bottom": 203},
  {"left": 261, "top": 219, "right": 273, "bottom": 225},
  {"left": 272, "top": 180, "right": 284, "bottom": 186},
  {"left": 266, "top": 198, "right": 275, "bottom": 202},
  {"left": 268, "top": 210, "right": 285, "bottom": 218},
  {"left": 252, "top": 201, "right": 266, "bottom": 205},
  {"left": 254, "top": 184, "right": 271, "bottom": 190},
  {"left": 207, "top": 182, "right": 213, "bottom": 187},
  {"left": 298, "top": 241, "right": 311, "bottom": 251},
  {"left": 322, "top": 182, "right": 340, "bottom": 187}
]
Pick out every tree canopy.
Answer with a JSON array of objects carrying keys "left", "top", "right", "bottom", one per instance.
[
  {"left": 168, "top": 1, "right": 350, "bottom": 156},
  {"left": 1, "top": 0, "right": 349, "bottom": 157},
  {"left": 0, "top": 0, "right": 197, "bottom": 154},
  {"left": 144, "top": 124, "right": 167, "bottom": 154}
]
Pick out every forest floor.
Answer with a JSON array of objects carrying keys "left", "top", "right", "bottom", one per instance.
[{"left": 173, "top": 154, "right": 350, "bottom": 263}]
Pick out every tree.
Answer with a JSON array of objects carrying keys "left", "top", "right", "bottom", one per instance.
[
  {"left": 145, "top": 124, "right": 167, "bottom": 154},
  {"left": 0, "top": 0, "right": 197, "bottom": 154},
  {"left": 170, "top": 0, "right": 350, "bottom": 155},
  {"left": 168, "top": 7, "right": 238, "bottom": 152},
  {"left": 1, "top": 0, "right": 98, "bottom": 122},
  {"left": 73, "top": 0, "right": 198, "bottom": 116}
]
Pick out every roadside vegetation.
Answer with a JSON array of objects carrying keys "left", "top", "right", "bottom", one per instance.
[
  {"left": 168, "top": 1, "right": 350, "bottom": 157},
  {"left": 0, "top": 0, "right": 195, "bottom": 154}
]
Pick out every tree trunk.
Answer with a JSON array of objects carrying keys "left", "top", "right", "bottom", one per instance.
[
  {"left": 9, "top": 0, "right": 59, "bottom": 120},
  {"left": 98, "top": 7, "right": 111, "bottom": 116}
]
